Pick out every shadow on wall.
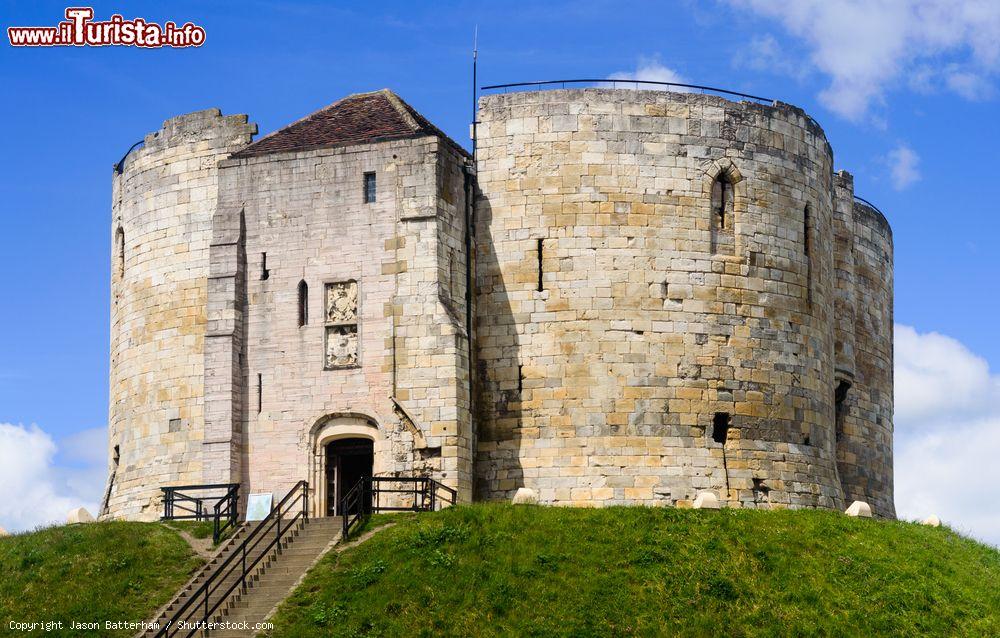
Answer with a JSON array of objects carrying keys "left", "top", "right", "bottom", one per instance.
[{"left": 473, "top": 196, "right": 525, "bottom": 501}]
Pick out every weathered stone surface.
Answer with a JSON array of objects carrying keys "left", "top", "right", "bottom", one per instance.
[
  {"left": 845, "top": 501, "right": 872, "bottom": 518},
  {"left": 105, "top": 88, "right": 894, "bottom": 521},
  {"left": 67, "top": 507, "right": 95, "bottom": 524},
  {"left": 107, "top": 109, "right": 257, "bottom": 521},
  {"left": 512, "top": 487, "right": 539, "bottom": 505},
  {"left": 473, "top": 89, "right": 894, "bottom": 516},
  {"left": 693, "top": 492, "right": 721, "bottom": 510},
  {"left": 921, "top": 515, "right": 941, "bottom": 527}
]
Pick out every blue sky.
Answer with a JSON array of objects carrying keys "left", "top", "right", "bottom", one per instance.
[{"left": 1, "top": 1, "right": 998, "bottom": 543}]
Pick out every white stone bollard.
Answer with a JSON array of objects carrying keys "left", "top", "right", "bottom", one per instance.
[
  {"left": 921, "top": 515, "right": 941, "bottom": 527},
  {"left": 693, "top": 491, "right": 721, "bottom": 509},
  {"left": 511, "top": 487, "right": 539, "bottom": 505},
  {"left": 845, "top": 501, "right": 872, "bottom": 518},
  {"left": 67, "top": 507, "right": 95, "bottom": 524}
]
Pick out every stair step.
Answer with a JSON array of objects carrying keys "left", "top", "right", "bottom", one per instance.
[{"left": 148, "top": 513, "right": 346, "bottom": 636}]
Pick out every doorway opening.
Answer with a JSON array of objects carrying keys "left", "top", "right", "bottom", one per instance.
[{"left": 325, "top": 438, "right": 374, "bottom": 516}]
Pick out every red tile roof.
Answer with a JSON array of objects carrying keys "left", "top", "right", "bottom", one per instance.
[{"left": 232, "top": 89, "right": 468, "bottom": 158}]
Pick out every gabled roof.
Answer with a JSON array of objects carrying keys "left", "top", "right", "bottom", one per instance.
[{"left": 232, "top": 89, "right": 469, "bottom": 159}]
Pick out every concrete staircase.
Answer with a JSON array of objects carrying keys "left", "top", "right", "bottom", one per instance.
[
  {"left": 141, "top": 524, "right": 253, "bottom": 637},
  {"left": 142, "top": 516, "right": 341, "bottom": 638},
  {"left": 209, "top": 517, "right": 342, "bottom": 637}
]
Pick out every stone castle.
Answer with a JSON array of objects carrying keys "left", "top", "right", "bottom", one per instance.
[{"left": 104, "top": 87, "right": 894, "bottom": 520}]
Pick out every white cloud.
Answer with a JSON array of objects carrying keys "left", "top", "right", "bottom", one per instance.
[
  {"left": 61, "top": 426, "right": 110, "bottom": 467},
  {"left": 608, "top": 57, "right": 689, "bottom": 89},
  {"left": 729, "top": 0, "right": 1000, "bottom": 120},
  {"left": 944, "top": 67, "right": 993, "bottom": 100},
  {"left": 0, "top": 423, "right": 106, "bottom": 533},
  {"left": 741, "top": 34, "right": 810, "bottom": 81},
  {"left": 894, "top": 324, "right": 1000, "bottom": 546},
  {"left": 886, "top": 144, "right": 921, "bottom": 190}
]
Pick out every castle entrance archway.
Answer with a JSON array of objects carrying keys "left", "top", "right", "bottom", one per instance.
[
  {"left": 324, "top": 438, "right": 373, "bottom": 515},
  {"left": 309, "top": 414, "right": 381, "bottom": 518}
]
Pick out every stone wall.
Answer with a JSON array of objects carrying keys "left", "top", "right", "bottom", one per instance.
[
  {"left": 107, "top": 109, "right": 255, "bottom": 519},
  {"left": 207, "top": 136, "right": 473, "bottom": 512},
  {"left": 106, "top": 88, "right": 892, "bottom": 520},
  {"left": 839, "top": 200, "right": 895, "bottom": 516},
  {"left": 474, "top": 88, "right": 850, "bottom": 509}
]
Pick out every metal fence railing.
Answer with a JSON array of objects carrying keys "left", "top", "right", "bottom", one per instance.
[
  {"left": 155, "top": 481, "right": 309, "bottom": 638},
  {"left": 480, "top": 79, "right": 773, "bottom": 104},
  {"left": 161, "top": 483, "right": 240, "bottom": 544},
  {"left": 342, "top": 476, "right": 457, "bottom": 537}
]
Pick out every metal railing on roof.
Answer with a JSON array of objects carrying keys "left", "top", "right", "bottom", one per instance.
[
  {"left": 853, "top": 195, "right": 885, "bottom": 217},
  {"left": 480, "top": 79, "right": 773, "bottom": 104},
  {"left": 113, "top": 139, "right": 145, "bottom": 174}
]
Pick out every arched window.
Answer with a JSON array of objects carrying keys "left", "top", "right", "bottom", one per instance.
[
  {"left": 115, "top": 227, "right": 125, "bottom": 278},
  {"left": 711, "top": 173, "right": 735, "bottom": 255},
  {"left": 298, "top": 280, "right": 308, "bottom": 327}
]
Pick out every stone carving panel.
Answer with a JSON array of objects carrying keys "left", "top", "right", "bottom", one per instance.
[
  {"left": 325, "top": 325, "right": 358, "bottom": 368},
  {"left": 326, "top": 280, "right": 358, "bottom": 324},
  {"left": 324, "top": 281, "right": 359, "bottom": 368}
]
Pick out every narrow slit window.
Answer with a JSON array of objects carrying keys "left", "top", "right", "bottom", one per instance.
[
  {"left": 536, "top": 238, "right": 544, "bottom": 292},
  {"left": 803, "top": 204, "right": 811, "bottom": 257},
  {"left": 257, "top": 373, "right": 263, "bottom": 414},
  {"left": 363, "top": 172, "right": 377, "bottom": 203},
  {"left": 804, "top": 204, "right": 812, "bottom": 305},
  {"left": 297, "top": 280, "right": 308, "bottom": 327},
  {"left": 711, "top": 175, "right": 734, "bottom": 230},
  {"left": 834, "top": 381, "right": 850, "bottom": 442},
  {"left": 261, "top": 253, "right": 269, "bottom": 281},
  {"left": 710, "top": 174, "right": 735, "bottom": 256},
  {"left": 115, "top": 227, "right": 125, "bottom": 278},
  {"left": 712, "top": 412, "right": 731, "bottom": 444}
]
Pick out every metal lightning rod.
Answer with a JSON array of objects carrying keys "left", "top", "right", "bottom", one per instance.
[{"left": 472, "top": 25, "right": 478, "bottom": 163}]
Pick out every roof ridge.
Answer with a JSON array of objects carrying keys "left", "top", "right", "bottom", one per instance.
[
  {"left": 386, "top": 91, "right": 471, "bottom": 158},
  {"left": 239, "top": 94, "right": 351, "bottom": 151},
  {"left": 237, "top": 89, "right": 394, "bottom": 152},
  {"left": 381, "top": 89, "right": 422, "bottom": 133},
  {"left": 230, "top": 89, "right": 470, "bottom": 159}
]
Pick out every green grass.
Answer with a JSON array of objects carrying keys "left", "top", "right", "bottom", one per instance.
[
  {"left": 161, "top": 519, "right": 236, "bottom": 544},
  {"left": 345, "top": 513, "right": 408, "bottom": 540},
  {"left": 163, "top": 519, "right": 215, "bottom": 540},
  {"left": 0, "top": 522, "right": 204, "bottom": 637},
  {"left": 266, "top": 505, "right": 1000, "bottom": 638}
]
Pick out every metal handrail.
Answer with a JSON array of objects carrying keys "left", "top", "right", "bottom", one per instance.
[
  {"left": 853, "top": 195, "right": 885, "bottom": 217},
  {"left": 480, "top": 79, "right": 772, "bottom": 104},
  {"left": 161, "top": 483, "right": 240, "bottom": 544},
  {"left": 113, "top": 139, "right": 145, "bottom": 174},
  {"left": 428, "top": 478, "right": 457, "bottom": 510},
  {"left": 211, "top": 486, "right": 240, "bottom": 544},
  {"left": 342, "top": 476, "right": 458, "bottom": 537},
  {"left": 341, "top": 478, "right": 371, "bottom": 538},
  {"left": 155, "top": 481, "right": 309, "bottom": 638}
]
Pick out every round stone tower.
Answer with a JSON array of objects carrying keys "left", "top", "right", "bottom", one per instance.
[
  {"left": 474, "top": 88, "right": 892, "bottom": 513},
  {"left": 839, "top": 196, "right": 895, "bottom": 516},
  {"left": 106, "top": 110, "right": 255, "bottom": 519}
]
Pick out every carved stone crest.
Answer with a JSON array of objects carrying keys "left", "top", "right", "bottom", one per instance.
[
  {"left": 325, "top": 325, "right": 358, "bottom": 368},
  {"left": 324, "top": 281, "right": 359, "bottom": 368},
  {"left": 326, "top": 280, "right": 358, "bottom": 324}
]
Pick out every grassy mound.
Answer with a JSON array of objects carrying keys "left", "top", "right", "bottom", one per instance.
[
  {"left": 267, "top": 505, "right": 1000, "bottom": 637},
  {"left": 0, "top": 522, "right": 204, "bottom": 637}
]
